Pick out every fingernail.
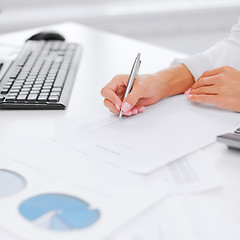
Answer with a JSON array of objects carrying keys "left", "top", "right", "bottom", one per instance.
[
  {"left": 115, "top": 103, "right": 120, "bottom": 111},
  {"left": 138, "top": 106, "right": 145, "bottom": 113},
  {"left": 184, "top": 88, "right": 191, "bottom": 95},
  {"left": 121, "top": 102, "right": 131, "bottom": 113},
  {"left": 131, "top": 109, "right": 138, "bottom": 115},
  {"left": 123, "top": 111, "right": 132, "bottom": 116},
  {"left": 188, "top": 94, "right": 192, "bottom": 99}
]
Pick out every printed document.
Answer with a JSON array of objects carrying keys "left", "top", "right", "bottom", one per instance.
[{"left": 54, "top": 95, "right": 240, "bottom": 173}]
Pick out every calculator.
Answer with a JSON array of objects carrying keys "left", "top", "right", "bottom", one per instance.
[{"left": 217, "top": 127, "right": 240, "bottom": 150}]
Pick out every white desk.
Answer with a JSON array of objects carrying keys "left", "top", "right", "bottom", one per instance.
[{"left": 0, "top": 22, "right": 240, "bottom": 239}]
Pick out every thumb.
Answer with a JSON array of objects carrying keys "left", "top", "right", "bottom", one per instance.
[{"left": 121, "top": 87, "right": 143, "bottom": 113}]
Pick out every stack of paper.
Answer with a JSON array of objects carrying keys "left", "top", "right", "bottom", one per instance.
[{"left": 1, "top": 93, "right": 238, "bottom": 240}]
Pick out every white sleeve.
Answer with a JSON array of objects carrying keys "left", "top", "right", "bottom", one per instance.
[{"left": 172, "top": 17, "right": 240, "bottom": 81}]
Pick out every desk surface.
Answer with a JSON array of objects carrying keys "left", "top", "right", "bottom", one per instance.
[
  {"left": 0, "top": 22, "right": 185, "bottom": 143},
  {"left": 0, "top": 22, "right": 240, "bottom": 239}
]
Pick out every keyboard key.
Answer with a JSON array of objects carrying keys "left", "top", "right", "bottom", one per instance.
[
  {"left": 1, "top": 88, "right": 10, "bottom": 94},
  {"left": 6, "top": 79, "right": 14, "bottom": 84},
  {"left": 48, "top": 74, "right": 57, "bottom": 78},
  {"left": 9, "top": 89, "right": 20, "bottom": 94},
  {"left": 35, "top": 80, "right": 44, "bottom": 84},
  {"left": 33, "top": 84, "right": 42, "bottom": 88},
  {"left": 12, "top": 82, "right": 23, "bottom": 86},
  {"left": 32, "top": 87, "right": 41, "bottom": 91},
  {"left": 27, "top": 94, "right": 38, "bottom": 101},
  {"left": 39, "top": 93, "right": 49, "bottom": 96},
  {"left": 21, "top": 87, "right": 31, "bottom": 92},
  {"left": 24, "top": 82, "right": 34, "bottom": 86},
  {"left": 44, "top": 82, "right": 52, "bottom": 86},
  {"left": 4, "top": 82, "right": 12, "bottom": 87},
  {"left": 15, "top": 80, "right": 25, "bottom": 84},
  {"left": 26, "top": 77, "right": 35, "bottom": 82},
  {"left": 48, "top": 95, "right": 59, "bottom": 102},
  {"left": 53, "top": 69, "right": 68, "bottom": 88},
  {"left": 17, "top": 94, "right": 28, "bottom": 101},
  {"left": 46, "top": 76, "right": 55, "bottom": 80},
  {"left": 36, "top": 77, "right": 45, "bottom": 81},
  {"left": 16, "top": 76, "right": 27, "bottom": 80},
  {"left": 50, "top": 92, "right": 60, "bottom": 97},
  {"left": 5, "top": 95, "right": 16, "bottom": 102},
  {"left": 7, "top": 93, "right": 18, "bottom": 97},
  {"left": 41, "top": 89, "right": 50, "bottom": 93},
  {"left": 52, "top": 87, "right": 62, "bottom": 92},
  {"left": 30, "top": 90, "right": 40, "bottom": 94},
  {"left": 20, "top": 90, "right": 30, "bottom": 95},
  {"left": 38, "top": 95, "right": 48, "bottom": 101}
]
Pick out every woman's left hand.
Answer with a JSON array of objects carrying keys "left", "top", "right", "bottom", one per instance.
[{"left": 185, "top": 66, "right": 240, "bottom": 112}]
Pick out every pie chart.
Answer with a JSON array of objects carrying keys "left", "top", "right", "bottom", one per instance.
[
  {"left": 0, "top": 169, "right": 26, "bottom": 197},
  {"left": 19, "top": 194, "right": 100, "bottom": 231}
]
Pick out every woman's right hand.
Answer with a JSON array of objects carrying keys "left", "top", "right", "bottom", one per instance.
[
  {"left": 101, "top": 64, "right": 194, "bottom": 116},
  {"left": 101, "top": 73, "right": 169, "bottom": 116}
]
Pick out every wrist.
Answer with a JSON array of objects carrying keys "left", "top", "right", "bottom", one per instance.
[{"left": 155, "top": 64, "right": 194, "bottom": 98}]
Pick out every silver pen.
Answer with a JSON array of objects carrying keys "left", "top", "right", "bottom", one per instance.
[{"left": 119, "top": 53, "right": 141, "bottom": 118}]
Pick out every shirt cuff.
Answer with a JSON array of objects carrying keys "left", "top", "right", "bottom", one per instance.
[{"left": 171, "top": 53, "right": 214, "bottom": 81}]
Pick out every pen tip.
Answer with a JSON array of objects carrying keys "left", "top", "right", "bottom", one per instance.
[{"left": 118, "top": 111, "right": 122, "bottom": 119}]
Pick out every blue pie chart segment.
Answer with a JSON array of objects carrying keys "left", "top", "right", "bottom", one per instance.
[
  {"left": 19, "top": 194, "right": 100, "bottom": 231},
  {"left": 0, "top": 169, "right": 26, "bottom": 197}
]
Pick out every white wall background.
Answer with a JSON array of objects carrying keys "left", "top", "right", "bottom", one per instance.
[{"left": 0, "top": 0, "right": 239, "bottom": 54}]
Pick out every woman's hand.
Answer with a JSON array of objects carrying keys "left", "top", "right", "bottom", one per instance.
[
  {"left": 101, "top": 64, "right": 194, "bottom": 116},
  {"left": 185, "top": 66, "right": 240, "bottom": 112},
  {"left": 101, "top": 73, "right": 165, "bottom": 116}
]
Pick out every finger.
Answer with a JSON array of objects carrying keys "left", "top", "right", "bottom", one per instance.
[
  {"left": 189, "top": 86, "right": 218, "bottom": 95},
  {"left": 122, "top": 112, "right": 132, "bottom": 116},
  {"left": 101, "top": 87, "right": 122, "bottom": 107},
  {"left": 104, "top": 99, "right": 119, "bottom": 114},
  {"left": 130, "top": 106, "right": 145, "bottom": 115},
  {"left": 121, "top": 85, "right": 144, "bottom": 113},
  {"left": 101, "top": 75, "right": 130, "bottom": 106},
  {"left": 136, "top": 105, "right": 146, "bottom": 113},
  {"left": 188, "top": 94, "right": 220, "bottom": 105},
  {"left": 199, "top": 67, "right": 227, "bottom": 79},
  {"left": 122, "top": 106, "right": 146, "bottom": 116},
  {"left": 191, "top": 75, "right": 219, "bottom": 90}
]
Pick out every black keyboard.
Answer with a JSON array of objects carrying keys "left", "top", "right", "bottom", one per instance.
[{"left": 0, "top": 40, "right": 82, "bottom": 109}]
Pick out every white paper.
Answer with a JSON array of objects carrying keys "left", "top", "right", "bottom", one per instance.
[
  {"left": 54, "top": 95, "right": 240, "bottom": 174},
  {"left": 0, "top": 137, "right": 222, "bottom": 240},
  {"left": 108, "top": 195, "right": 197, "bottom": 240},
  {"left": 0, "top": 177, "right": 167, "bottom": 240},
  {"left": 1, "top": 137, "right": 220, "bottom": 207},
  {"left": 0, "top": 149, "right": 171, "bottom": 240},
  {"left": 180, "top": 195, "right": 240, "bottom": 240},
  {"left": 0, "top": 137, "right": 173, "bottom": 206},
  {"left": 0, "top": 155, "right": 56, "bottom": 204},
  {"left": 166, "top": 149, "right": 221, "bottom": 193},
  {"left": 0, "top": 226, "right": 25, "bottom": 240}
]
